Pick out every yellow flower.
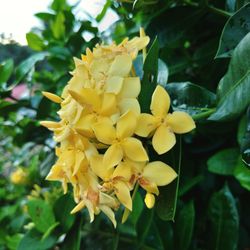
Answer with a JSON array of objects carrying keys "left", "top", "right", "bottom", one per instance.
[
  {"left": 144, "top": 193, "right": 155, "bottom": 209},
  {"left": 135, "top": 85, "right": 196, "bottom": 154},
  {"left": 10, "top": 168, "right": 28, "bottom": 185},
  {"left": 93, "top": 110, "right": 149, "bottom": 168}
]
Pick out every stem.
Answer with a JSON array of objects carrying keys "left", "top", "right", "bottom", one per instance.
[
  {"left": 192, "top": 108, "right": 215, "bottom": 121},
  {"left": 207, "top": 5, "right": 232, "bottom": 18}
]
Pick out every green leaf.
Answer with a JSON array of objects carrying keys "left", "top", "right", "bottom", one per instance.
[
  {"left": 174, "top": 201, "right": 195, "bottom": 250},
  {"left": 6, "top": 234, "right": 23, "bottom": 250},
  {"left": 166, "top": 82, "right": 216, "bottom": 117},
  {"left": 156, "top": 136, "right": 182, "bottom": 221},
  {"left": 26, "top": 33, "right": 45, "bottom": 51},
  {"left": 216, "top": 4, "right": 250, "bottom": 58},
  {"left": 138, "top": 37, "right": 159, "bottom": 113},
  {"left": 237, "top": 114, "right": 247, "bottom": 145},
  {"left": 17, "top": 229, "right": 56, "bottom": 250},
  {"left": 208, "top": 185, "right": 239, "bottom": 250},
  {"left": 51, "top": 12, "right": 65, "bottom": 39},
  {"left": 62, "top": 214, "right": 82, "bottom": 250},
  {"left": 54, "top": 194, "right": 75, "bottom": 232},
  {"left": 27, "top": 199, "right": 56, "bottom": 233},
  {"left": 207, "top": 148, "right": 239, "bottom": 175},
  {"left": 234, "top": 158, "right": 250, "bottom": 190},
  {"left": 209, "top": 32, "right": 250, "bottom": 121},
  {"left": 14, "top": 52, "right": 47, "bottom": 87},
  {"left": 0, "top": 59, "right": 14, "bottom": 84}
]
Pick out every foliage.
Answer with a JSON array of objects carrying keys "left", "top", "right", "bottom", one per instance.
[{"left": 0, "top": 0, "right": 250, "bottom": 249}]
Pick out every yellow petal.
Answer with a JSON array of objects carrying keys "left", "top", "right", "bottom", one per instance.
[
  {"left": 152, "top": 125, "right": 176, "bottom": 154},
  {"left": 135, "top": 114, "right": 158, "bottom": 137},
  {"left": 106, "top": 76, "right": 124, "bottom": 94},
  {"left": 143, "top": 161, "right": 177, "bottom": 186},
  {"left": 109, "top": 54, "right": 132, "bottom": 77},
  {"left": 166, "top": 111, "right": 196, "bottom": 134},
  {"left": 126, "top": 36, "right": 150, "bottom": 51},
  {"left": 70, "top": 200, "right": 85, "bottom": 214},
  {"left": 119, "top": 77, "right": 141, "bottom": 98},
  {"left": 100, "top": 93, "right": 117, "bottom": 116},
  {"left": 42, "top": 91, "right": 62, "bottom": 103},
  {"left": 139, "top": 179, "right": 159, "bottom": 195},
  {"left": 117, "top": 110, "right": 137, "bottom": 139},
  {"left": 90, "top": 155, "right": 113, "bottom": 180},
  {"left": 103, "top": 143, "right": 123, "bottom": 169},
  {"left": 144, "top": 193, "right": 155, "bottom": 209},
  {"left": 75, "top": 113, "right": 96, "bottom": 138},
  {"left": 99, "top": 192, "right": 118, "bottom": 208},
  {"left": 150, "top": 85, "right": 170, "bottom": 118},
  {"left": 73, "top": 150, "right": 86, "bottom": 175},
  {"left": 46, "top": 164, "right": 65, "bottom": 181},
  {"left": 69, "top": 88, "right": 101, "bottom": 111},
  {"left": 112, "top": 162, "right": 132, "bottom": 181},
  {"left": 40, "top": 121, "right": 61, "bottom": 130},
  {"left": 119, "top": 98, "right": 140, "bottom": 115},
  {"left": 100, "top": 205, "right": 117, "bottom": 228},
  {"left": 115, "top": 181, "right": 132, "bottom": 211},
  {"left": 93, "top": 120, "right": 116, "bottom": 145},
  {"left": 122, "top": 137, "right": 149, "bottom": 162}
]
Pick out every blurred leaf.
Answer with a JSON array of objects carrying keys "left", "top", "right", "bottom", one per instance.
[
  {"left": 6, "top": 234, "right": 22, "bottom": 250},
  {"left": 166, "top": 82, "right": 216, "bottom": 117},
  {"left": 54, "top": 194, "right": 75, "bottom": 232},
  {"left": 51, "top": 12, "right": 65, "bottom": 39},
  {"left": 26, "top": 33, "right": 45, "bottom": 51},
  {"left": 138, "top": 37, "right": 158, "bottom": 113},
  {"left": 14, "top": 52, "right": 48, "bottom": 87},
  {"left": 17, "top": 229, "right": 56, "bottom": 250},
  {"left": 27, "top": 199, "right": 56, "bottom": 233},
  {"left": 234, "top": 158, "right": 250, "bottom": 190},
  {"left": 0, "top": 59, "right": 14, "bottom": 85},
  {"left": 207, "top": 148, "right": 239, "bottom": 175},
  {"left": 35, "top": 12, "right": 55, "bottom": 22},
  {"left": 208, "top": 185, "right": 239, "bottom": 250},
  {"left": 209, "top": 32, "right": 250, "bottom": 121},
  {"left": 216, "top": 4, "right": 250, "bottom": 58},
  {"left": 174, "top": 201, "right": 195, "bottom": 250},
  {"left": 237, "top": 114, "right": 247, "bottom": 145},
  {"left": 62, "top": 214, "right": 82, "bottom": 250}
]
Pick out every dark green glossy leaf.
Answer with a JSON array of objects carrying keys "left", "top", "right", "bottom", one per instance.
[
  {"left": 17, "top": 229, "right": 56, "bottom": 250},
  {"left": 62, "top": 214, "right": 82, "bottom": 250},
  {"left": 234, "top": 158, "right": 250, "bottom": 190},
  {"left": 209, "top": 32, "right": 250, "bottom": 121},
  {"left": 26, "top": 33, "right": 45, "bottom": 51},
  {"left": 27, "top": 199, "right": 56, "bottom": 233},
  {"left": 166, "top": 82, "right": 216, "bottom": 117},
  {"left": 0, "top": 59, "right": 14, "bottom": 85},
  {"left": 208, "top": 185, "right": 239, "bottom": 250},
  {"left": 216, "top": 4, "right": 250, "bottom": 58},
  {"left": 237, "top": 114, "right": 247, "bottom": 145},
  {"left": 54, "top": 194, "right": 75, "bottom": 233},
  {"left": 174, "top": 201, "right": 195, "bottom": 250},
  {"left": 207, "top": 148, "right": 239, "bottom": 175},
  {"left": 14, "top": 52, "right": 47, "bottom": 87},
  {"left": 138, "top": 37, "right": 158, "bottom": 113}
]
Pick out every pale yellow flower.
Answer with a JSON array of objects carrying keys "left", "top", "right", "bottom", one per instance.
[
  {"left": 10, "top": 168, "right": 28, "bottom": 185},
  {"left": 135, "top": 85, "right": 196, "bottom": 154},
  {"left": 93, "top": 110, "right": 149, "bottom": 169}
]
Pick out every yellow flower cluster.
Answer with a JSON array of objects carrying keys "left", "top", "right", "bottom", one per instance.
[
  {"left": 10, "top": 168, "right": 28, "bottom": 185},
  {"left": 41, "top": 32, "right": 195, "bottom": 227}
]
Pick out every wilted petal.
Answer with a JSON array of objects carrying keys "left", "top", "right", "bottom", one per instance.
[
  {"left": 143, "top": 161, "right": 177, "bottom": 186},
  {"left": 150, "top": 85, "right": 170, "bottom": 118},
  {"left": 119, "top": 77, "right": 141, "bottom": 98},
  {"left": 152, "top": 125, "right": 176, "bottom": 154},
  {"left": 93, "top": 120, "right": 116, "bottom": 145},
  {"left": 106, "top": 76, "right": 124, "bottom": 94},
  {"left": 122, "top": 137, "right": 148, "bottom": 162},
  {"left": 166, "top": 111, "right": 196, "bottom": 134},
  {"left": 109, "top": 54, "right": 132, "bottom": 77},
  {"left": 100, "top": 205, "right": 117, "bottom": 228},
  {"left": 116, "top": 110, "right": 137, "bottom": 139},
  {"left": 135, "top": 114, "right": 158, "bottom": 137},
  {"left": 115, "top": 181, "right": 132, "bottom": 211},
  {"left": 119, "top": 98, "right": 140, "bottom": 115},
  {"left": 103, "top": 143, "right": 123, "bottom": 169}
]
